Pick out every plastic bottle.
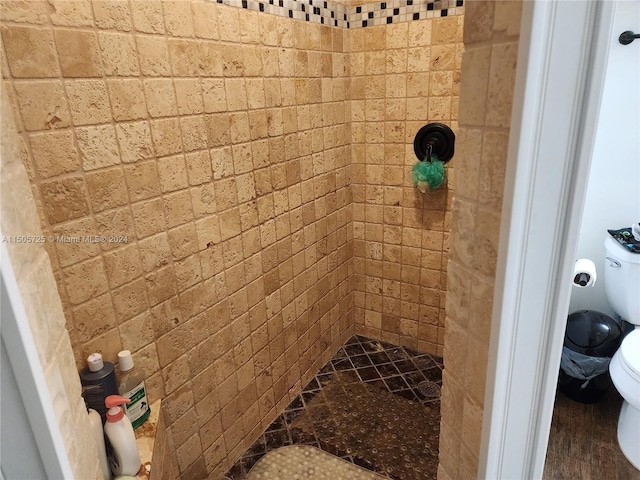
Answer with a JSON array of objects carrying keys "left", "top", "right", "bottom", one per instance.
[
  {"left": 104, "top": 395, "right": 141, "bottom": 477},
  {"left": 117, "top": 350, "right": 150, "bottom": 429},
  {"left": 87, "top": 408, "right": 111, "bottom": 480},
  {"left": 80, "top": 353, "right": 118, "bottom": 423}
]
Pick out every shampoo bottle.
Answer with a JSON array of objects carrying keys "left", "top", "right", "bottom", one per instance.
[
  {"left": 87, "top": 408, "right": 111, "bottom": 480},
  {"left": 80, "top": 353, "right": 118, "bottom": 423},
  {"left": 104, "top": 395, "right": 141, "bottom": 477},
  {"left": 117, "top": 350, "right": 150, "bottom": 429}
]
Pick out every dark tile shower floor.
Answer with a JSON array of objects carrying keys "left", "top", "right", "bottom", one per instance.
[{"left": 225, "top": 335, "right": 443, "bottom": 479}]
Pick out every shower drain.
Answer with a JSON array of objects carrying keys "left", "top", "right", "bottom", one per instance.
[{"left": 417, "top": 381, "right": 441, "bottom": 399}]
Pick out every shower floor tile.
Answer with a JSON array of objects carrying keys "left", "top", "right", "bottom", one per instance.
[{"left": 225, "top": 335, "right": 443, "bottom": 479}]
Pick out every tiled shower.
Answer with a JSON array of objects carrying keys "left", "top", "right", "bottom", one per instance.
[{"left": 1, "top": 0, "right": 522, "bottom": 478}]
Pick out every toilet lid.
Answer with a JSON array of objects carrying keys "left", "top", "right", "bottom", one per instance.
[{"left": 620, "top": 330, "right": 640, "bottom": 378}]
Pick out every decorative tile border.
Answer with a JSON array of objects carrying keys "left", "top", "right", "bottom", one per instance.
[
  {"left": 215, "top": 0, "right": 463, "bottom": 28},
  {"left": 349, "top": 0, "right": 464, "bottom": 27}
]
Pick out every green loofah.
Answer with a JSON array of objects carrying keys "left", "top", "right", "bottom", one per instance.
[{"left": 412, "top": 155, "right": 445, "bottom": 192}]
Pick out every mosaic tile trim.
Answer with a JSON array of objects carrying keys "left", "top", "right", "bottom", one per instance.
[{"left": 215, "top": 0, "right": 463, "bottom": 28}]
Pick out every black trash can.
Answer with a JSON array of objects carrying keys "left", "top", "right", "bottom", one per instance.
[{"left": 558, "top": 310, "right": 622, "bottom": 404}]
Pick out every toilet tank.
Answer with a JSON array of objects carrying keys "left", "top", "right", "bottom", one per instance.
[{"left": 604, "top": 236, "right": 640, "bottom": 325}]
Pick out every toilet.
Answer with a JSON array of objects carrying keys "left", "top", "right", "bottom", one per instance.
[{"left": 604, "top": 235, "right": 640, "bottom": 469}]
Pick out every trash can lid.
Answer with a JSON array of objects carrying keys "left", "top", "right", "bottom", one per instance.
[{"left": 565, "top": 310, "right": 621, "bottom": 354}]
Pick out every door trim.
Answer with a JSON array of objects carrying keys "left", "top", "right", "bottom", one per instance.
[
  {"left": 1, "top": 245, "right": 74, "bottom": 479},
  {"left": 478, "top": 1, "right": 616, "bottom": 478}
]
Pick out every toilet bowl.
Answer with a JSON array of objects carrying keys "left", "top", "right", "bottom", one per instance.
[
  {"left": 604, "top": 236, "right": 640, "bottom": 469},
  {"left": 609, "top": 329, "right": 640, "bottom": 469}
]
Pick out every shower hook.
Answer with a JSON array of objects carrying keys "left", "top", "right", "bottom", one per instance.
[
  {"left": 619, "top": 30, "right": 640, "bottom": 45},
  {"left": 425, "top": 144, "right": 433, "bottom": 162},
  {"left": 413, "top": 123, "right": 455, "bottom": 164}
]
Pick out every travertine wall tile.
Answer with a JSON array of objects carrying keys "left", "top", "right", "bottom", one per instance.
[
  {"left": 158, "top": 155, "right": 189, "bottom": 193},
  {"left": 124, "top": 160, "right": 161, "bottom": 200},
  {"left": 133, "top": 198, "right": 167, "bottom": 239},
  {"left": 150, "top": 117, "right": 183, "bottom": 156},
  {"left": 92, "top": 0, "right": 132, "bottom": 32},
  {"left": 94, "top": 207, "right": 136, "bottom": 250},
  {"left": 0, "top": 3, "right": 423, "bottom": 477},
  {"left": 162, "top": 0, "right": 195, "bottom": 38},
  {"left": 29, "top": 130, "right": 80, "bottom": 178},
  {"left": 119, "top": 311, "right": 155, "bottom": 353},
  {"left": 86, "top": 166, "right": 129, "bottom": 212},
  {"left": 201, "top": 78, "right": 228, "bottom": 113},
  {"left": 0, "top": 0, "right": 50, "bottom": 25},
  {"left": 440, "top": 2, "right": 522, "bottom": 478},
  {"left": 463, "top": 0, "right": 494, "bottom": 44},
  {"left": 97, "top": 31, "right": 139, "bottom": 76},
  {"left": 139, "top": 232, "right": 172, "bottom": 272},
  {"left": 478, "top": 131, "right": 508, "bottom": 209},
  {"left": 136, "top": 35, "right": 172, "bottom": 76},
  {"left": 174, "top": 78, "right": 204, "bottom": 115},
  {"left": 131, "top": 0, "right": 165, "bottom": 34},
  {"left": 107, "top": 79, "right": 147, "bottom": 121},
  {"left": 493, "top": 0, "right": 523, "bottom": 37},
  {"left": 53, "top": 217, "right": 102, "bottom": 267},
  {"left": 54, "top": 29, "right": 103, "bottom": 78},
  {"left": 1, "top": 25, "right": 60, "bottom": 78},
  {"left": 485, "top": 42, "right": 518, "bottom": 128},
  {"left": 63, "top": 256, "right": 110, "bottom": 305},
  {"left": 39, "top": 176, "right": 91, "bottom": 224},
  {"left": 179, "top": 115, "right": 208, "bottom": 151},
  {"left": 353, "top": 16, "right": 461, "bottom": 354},
  {"left": 192, "top": 0, "right": 220, "bottom": 40},
  {"left": 115, "top": 121, "right": 154, "bottom": 163},
  {"left": 457, "top": 45, "right": 490, "bottom": 126},
  {"left": 167, "top": 38, "right": 200, "bottom": 77},
  {"left": 76, "top": 124, "right": 121, "bottom": 170},
  {"left": 144, "top": 78, "right": 178, "bottom": 118},
  {"left": 49, "top": 0, "right": 95, "bottom": 27},
  {"left": 72, "top": 293, "right": 118, "bottom": 342},
  {"left": 65, "top": 79, "right": 111, "bottom": 125},
  {"left": 186, "top": 150, "right": 213, "bottom": 185}
]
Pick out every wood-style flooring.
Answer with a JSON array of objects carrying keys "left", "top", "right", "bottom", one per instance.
[{"left": 544, "top": 388, "right": 639, "bottom": 480}]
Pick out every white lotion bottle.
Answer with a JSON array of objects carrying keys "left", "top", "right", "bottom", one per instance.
[
  {"left": 104, "top": 395, "right": 141, "bottom": 476},
  {"left": 88, "top": 408, "right": 111, "bottom": 480}
]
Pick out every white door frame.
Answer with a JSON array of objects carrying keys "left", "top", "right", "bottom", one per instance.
[
  {"left": 478, "top": 0, "right": 617, "bottom": 478},
  {"left": 0, "top": 245, "right": 74, "bottom": 479}
]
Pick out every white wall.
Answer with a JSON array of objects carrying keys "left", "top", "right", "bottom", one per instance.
[{"left": 569, "top": 0, "right": 640, "bottom": 318}]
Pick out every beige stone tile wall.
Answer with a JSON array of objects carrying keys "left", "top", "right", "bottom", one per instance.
[
  {"left": 2, "top": 0, "right": 471, "bottom": 477},
  {"left": 1, "top": 1, "right": 353, "bottom": 477},
  {"left": 438, "top": 1, "right": 522, "bottom": 478},
  {"left": 1, "top": 85, "right": 102, "bottom": 480},
  {"left": 350, "top": 17, "right": 463, "bottom": 355}
]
